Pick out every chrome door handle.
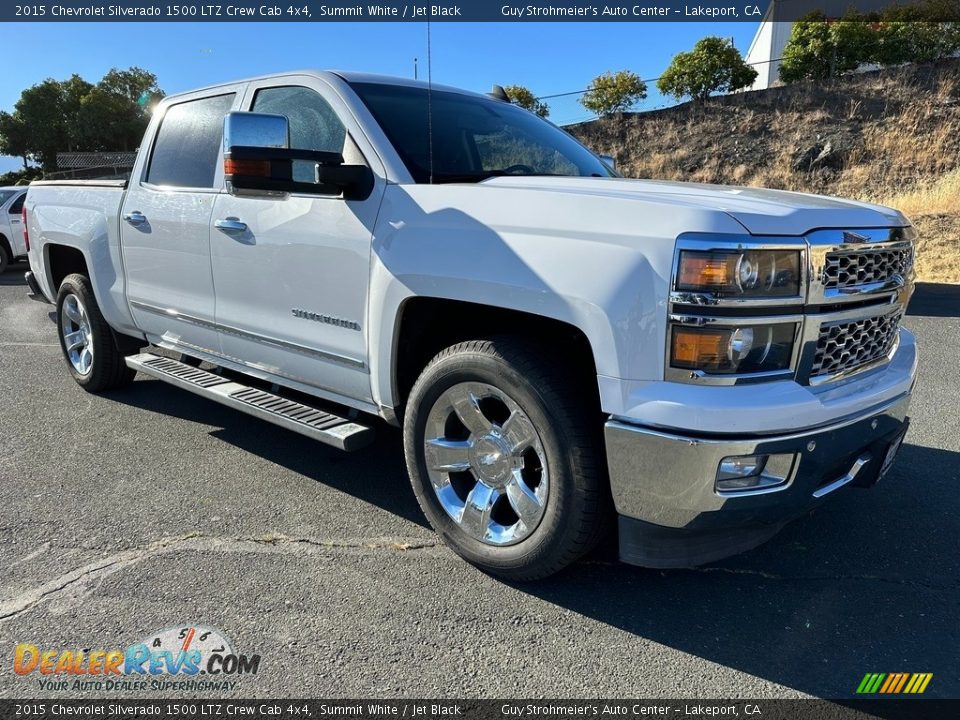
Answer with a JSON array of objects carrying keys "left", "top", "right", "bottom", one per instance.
[
  {"left": 215, "top": 218, "right": 248, "bottom": 233},
  {"left": 123, "top": 211, "right": 147, "bottom": 226}
]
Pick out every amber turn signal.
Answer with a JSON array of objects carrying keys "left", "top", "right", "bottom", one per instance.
[
  {"left": 671, "top": 327, "right": 728, "bottom": 370},
  {"left": 224, "top": 157, "right": 272, "bottom": 177},
  {"left": 676, "top": 249, "right": 800, "bottom": 297},
  {"left": 670, "top": 323, "right": 797, "bottom": 375}
]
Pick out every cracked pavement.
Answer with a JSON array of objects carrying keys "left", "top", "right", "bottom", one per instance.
[{"left": 0, "top": 266, "right": 958, "bottom": 699}]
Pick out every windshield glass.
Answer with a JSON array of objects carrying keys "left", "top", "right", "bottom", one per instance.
[
  {"left": 349, "top": 82, "right": 616, "bottom": 184},
  {"left": 0, "top": 190, "right": 16, "bottom": 206}
]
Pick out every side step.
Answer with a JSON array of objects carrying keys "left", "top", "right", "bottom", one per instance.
[{"left": 125, "top": 353, "right": 374, "bottom": 451}]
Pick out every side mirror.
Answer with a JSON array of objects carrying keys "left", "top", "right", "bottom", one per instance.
[
  {"left": 223, "top": 112, "right": 374, "bottom": 200},
  {"left": 599, "top": 155, "right": 616, "bottom": 172}
]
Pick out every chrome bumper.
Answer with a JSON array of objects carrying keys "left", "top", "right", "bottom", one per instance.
[{"left": 605, "top": 392, "right": 911, "bottom": 567}]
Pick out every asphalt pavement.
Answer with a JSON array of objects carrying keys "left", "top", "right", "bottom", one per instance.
[{"left": 0, "top": 261, "right": 957, "bottom": 699}]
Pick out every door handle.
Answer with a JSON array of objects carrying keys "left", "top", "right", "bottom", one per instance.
[
  {"left": 215, "top": 218, "right": 248, "bottom": 233},
  {"left": 123, "top": 211, "right": 147, "bottom": 226}
]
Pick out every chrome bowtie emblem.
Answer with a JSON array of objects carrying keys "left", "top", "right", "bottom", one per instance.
[{"left": 842, "top": 230, "right": 871, "bottom": 244}]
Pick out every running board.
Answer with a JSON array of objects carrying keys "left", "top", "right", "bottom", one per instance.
[{"left": 125, "top": 353, "right": 374, "bottom": 451}]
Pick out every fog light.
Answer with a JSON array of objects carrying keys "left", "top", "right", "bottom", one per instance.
[
  {"left": 716, "top": 453, "right": 796, "bottom": 494},
  {"left": 718, "top": 454, "right": 767, "bottom": 481}
]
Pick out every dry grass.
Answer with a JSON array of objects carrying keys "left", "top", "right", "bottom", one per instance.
[
  {"left": 569, "top": 60, "right": 960, "bottom": 283},
  {"left": 872, "top": 169, "right": 960, "bottom": 217}
]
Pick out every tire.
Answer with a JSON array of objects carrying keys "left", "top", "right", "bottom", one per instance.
[
  {"left": 403, "top": 337, "right": 609, "bottom": 580},
  {"left": 56, "top": 273, "right": 136, "bottom": 392},
  {"left": 0, "top": 242, "right": 9, "bottom": 274}
]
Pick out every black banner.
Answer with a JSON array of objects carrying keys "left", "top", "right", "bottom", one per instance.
[
  {"left": 2, "top": 0, "right": 960, "bottom": 23},
  {"left": 0, "top": 700, "right": 956, "bottom": 720}
]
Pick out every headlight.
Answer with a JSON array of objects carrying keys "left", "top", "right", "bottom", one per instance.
[
  {"left": 676, "top": 249, "right": 801, "bottom": 298},
  {"left": 670, "top": 322, "right": 797, "bottom": 374}
]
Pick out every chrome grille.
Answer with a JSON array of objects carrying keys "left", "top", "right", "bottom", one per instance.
[
  {"left": 811, "top": 311, "right": 902, "bottom": 378},
  {"left": 822, "top": 245, "right": 913, "bottom": 290}
]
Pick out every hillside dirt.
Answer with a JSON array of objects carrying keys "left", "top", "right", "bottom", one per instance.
[{"left": 567, "top": 60, "right": 960, "bottom": 284}]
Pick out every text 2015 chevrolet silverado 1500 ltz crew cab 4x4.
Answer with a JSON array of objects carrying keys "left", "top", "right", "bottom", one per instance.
[{"left": 23, "top": 71, "right": 918, "bottom": 579}]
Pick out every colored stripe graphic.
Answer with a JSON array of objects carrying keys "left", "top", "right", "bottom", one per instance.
[{"left": 857, "top": 673, "right": 932, "bottom": 694}]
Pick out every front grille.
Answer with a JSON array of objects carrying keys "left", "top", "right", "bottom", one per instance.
[
  {"left": 811, "top": 311, "right": 902, "bottom": 378},
  {"left": 823, "top": 245, "right": 913, "bottom": 290}
]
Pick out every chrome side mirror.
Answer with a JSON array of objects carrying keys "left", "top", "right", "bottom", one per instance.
[{"left": 223, "top": 111, "right": 289, "bottom": 152}]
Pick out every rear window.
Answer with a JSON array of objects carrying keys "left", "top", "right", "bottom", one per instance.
[
  {"left": 146, "top": 93, "right": 235, "bottom": 188},
  {"left": 9, "top": 193, "right": 25, "bottom": 214}
]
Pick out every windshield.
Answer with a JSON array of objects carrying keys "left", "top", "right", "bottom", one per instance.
[{"left": 349, "top": 82, "right": 616, "bottom": 184}]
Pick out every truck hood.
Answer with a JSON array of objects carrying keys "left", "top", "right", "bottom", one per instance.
[{"left": 482, "top": 176, "right": 908, "bottom": 236}]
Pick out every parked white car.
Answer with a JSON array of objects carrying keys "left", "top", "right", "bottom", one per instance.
[
  {"left": 23, "top": 71, "right": 917, "bottom": 578},
  {"left": 0, "top": 186, "right": 27, "bottom": 272}
]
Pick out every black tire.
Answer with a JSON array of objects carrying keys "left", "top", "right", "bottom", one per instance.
[
  {"left": 0, "top": 241, "right": 9, "bottom": 274},
  {"left": 403, "top": 337, "right": 609, "bottom": 580},
  {"left": 56, "top": 273, "right": 136, "bottom": 392}
]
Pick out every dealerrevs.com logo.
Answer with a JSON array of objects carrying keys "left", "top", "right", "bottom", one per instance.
[{"left": 14, "top": 625, "right": 261, "bottom": 692}]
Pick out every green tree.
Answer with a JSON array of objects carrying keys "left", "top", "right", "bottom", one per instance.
[
  {"left": 0, "top": 111, "right": 30, "bottom": 168},
  {"left": 503, "top": 84, "right": 550, "bottom": 118},
  {"left": 657, "top": 36, "right": 758, "bottom": 101},
  {"left": 12, "top": 79, "right": 71, "bottom": 170},
  {"left": 0, "top": 67, "right": 165, "bottom": 170},
  {"left": 579, "top": 70, "right": 647, "bottom": 117},
  {"left": 779, "top": 11, "right": 878, "bottom": 82}
]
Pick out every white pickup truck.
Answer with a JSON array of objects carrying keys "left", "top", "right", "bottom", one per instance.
[
  {"left": 24, "top": 71, "right": 917, "bottom": 579},
  {"left": 0, "top": 186, "right": 28, "bottom": 272}
]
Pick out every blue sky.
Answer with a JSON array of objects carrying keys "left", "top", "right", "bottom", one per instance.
[{"left": 0, "top": 21, "right": 760, "bottom": 173}]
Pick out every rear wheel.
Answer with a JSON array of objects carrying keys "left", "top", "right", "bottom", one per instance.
[
  {"left": 56, "top": 273, "right": 136, "bottom": 391},
  {"left": 403, "top": 337, "right": 608, "bottom": 580},
  {"left": 0, "top": 242, "right": 9, "bottom": 274}
]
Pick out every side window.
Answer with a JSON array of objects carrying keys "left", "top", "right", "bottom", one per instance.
[
  {"left": 252, "top": 86, "right": 347, "bottom": 183},
  {"left": 9, "top": 194, "right": 25, "bottom": 214},
  {"left": 146, "top": 93, "right": 235, "bottom": 188}
]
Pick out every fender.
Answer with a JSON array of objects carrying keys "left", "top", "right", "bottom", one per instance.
[
  {"left": 367, "top": 183, "right": 748, "bottom": 413},
  {"left": 27, "top": 187, "right": 142, "bottom": 339}
]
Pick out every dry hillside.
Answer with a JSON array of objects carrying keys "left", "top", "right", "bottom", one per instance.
[{"left": 568, "top": 60, "right": 960, "bottom": 284}]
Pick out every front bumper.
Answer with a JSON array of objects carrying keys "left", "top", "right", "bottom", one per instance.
[{"left": 605, "top": 392, "right": 911, "bottom": 568}]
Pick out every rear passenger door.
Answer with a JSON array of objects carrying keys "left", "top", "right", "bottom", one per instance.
[{"left": 121, "top": 89, "right": 242, "bottom": 356}]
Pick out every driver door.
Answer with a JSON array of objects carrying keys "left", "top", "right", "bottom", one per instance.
[{"left": 210, "top": 78, "right": 387, "bottom": 405}]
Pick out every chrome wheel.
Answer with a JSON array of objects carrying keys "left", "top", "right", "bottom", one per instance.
[
  {"left": 60, "top": 293, "right": 94, "bottom": 375},
  {"left": 424, "top": 381, "right": 548, "bottom": 546}
]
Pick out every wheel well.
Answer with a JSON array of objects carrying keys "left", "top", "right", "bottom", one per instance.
[
  {"left": 394, "top": 297, "right": 599, "bottom": 412},
  {"left": 0, "top": 234, "right": 11, "bottom": 259},
  {"left": 47, "top": 245, "right": 89, "bottom": 291}
]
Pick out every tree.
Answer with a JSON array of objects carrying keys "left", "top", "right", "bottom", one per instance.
[
  {"left": 779, "top": 11, "right": 878, "bottom": 82},
  {"left": 657, "top": 36, "right": 758, "bottom": 101},
  {"left": 12, "top": 79, "right": 71, "bottom": 170},
  {"left": 873, "top": 3, "right": 960, "bottom": 66},
  {"left": 503, "top": 84, "right": 549, "bottom": 118},
  {"left": 579, "top": 70, "right": 647, "bottom": 117},
  {"left": 0, "top": 111, "right": 30, "bottom": 168},
  {"left": 0, "top": 67, "right": 165, "bottom": 171}
]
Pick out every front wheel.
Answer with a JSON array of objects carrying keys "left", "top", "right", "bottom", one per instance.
[
  {"left": 403, "top": 337, "right": 608, "bottom": 580},
  {"left": 56, "top": 273, "right": 136, "bottom": 392}
]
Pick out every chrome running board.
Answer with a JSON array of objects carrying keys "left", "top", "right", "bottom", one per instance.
[{"left": 125, "top": 353, "right": 374, "bottom": 451}]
